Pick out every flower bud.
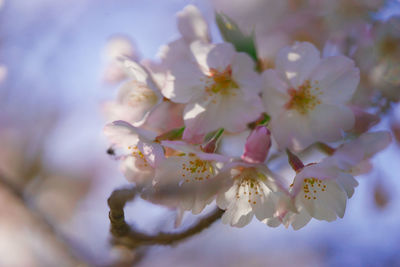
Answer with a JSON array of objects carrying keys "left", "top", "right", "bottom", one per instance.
[{"left": 241, "top": 126, "right": 271, "bottom": 163}]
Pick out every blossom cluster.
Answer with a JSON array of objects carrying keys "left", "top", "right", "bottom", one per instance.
[{"left": 104, "top": 5, "right": 392, "bottom": 229}]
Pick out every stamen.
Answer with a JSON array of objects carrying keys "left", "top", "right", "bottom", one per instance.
[
  {"left": 205, "top": 65, "right": 238, "bottom": 97},
  {"left": 302, "top": 177, "right": 328, "bottom": 201},
  {"left": 285, "top": 80, "right": 322, "bottom": 114}
]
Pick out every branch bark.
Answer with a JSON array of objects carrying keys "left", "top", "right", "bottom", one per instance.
[{"left": 108, "top": 187, "right": 224, "bottom": 249}]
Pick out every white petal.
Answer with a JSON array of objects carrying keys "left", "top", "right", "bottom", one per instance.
[
  {"left": 215, "top": 91, "right": 263, "bottom": 132},
  {"left": 218, "top": 181, "right": 254, "bottom": 227},
  {"left": 103, "top": 101, "right": 147, "bottom": 126},
  {"left": 121, "top": 58, "right": 149, "bottom": 83},
  {"left": 216, "top": 182, "right": 237, "bottom": 210},
  {"left": 231, "top": 52, "right": 261, "bottom": 94},
  {"left": 301, "top": 193, "right": 338, "bottom": 222},
  {"left": 311, "top": 55, "right": 360, "bottom": 104},
  {"left": 137, "top": 140, "right": 164, "bottom": 167},
  {"left": 177, "top": 5, "right": 210, "bottom": 43},
  {"left": 120, "top": 156, "right": 154, "bottom": 186},
  {"left": 269, "top": 110, "right": 313, "bottom": 151},
  {"left": 155, "top": 155, "right": 221, "bottom": 214},
  {"left": 262, "top": 69, "right": 290, "bottom": 118},
  {"left": 206, "top": 42, "right": 236, "bottom": 70},
  {"left": 190, "top": 40, "right": 216, "bottom": 71},
  {"left": 359, "top": 131, "right": 392, "bottom": 159},
  {"left": 104, "top": 121, "right": 139, "bottom": 148},
  {"left": 231, "top": 212, "right": 254, "bottom": 227},
  {"left": 264, "top": 217, "right": 282, "bottom": 228},
  {"left": 111, "top": 80, "right": 162, "bottom": 125},
  {"left": 160, "top": 40, "right": 205, "bottom": 103},
  {"left": 320, "top": 180, "right": 347, "bottom": 218},
  {"left": 309, "top": 104, "right": 355, "bottom": 142},
  {"left": 275, "top": 42, "right": 320, "bottom": 88},
  {"left": 350, "top": 160, "right": 373, "bottom": 176},
  {"left": 296, "top": 179, "right": 347, "bottom": 221},
  {"left": 110, "top": 120, "right": 157, "bottom": 141},
  {"left": 253, "top": 185, "right": 276, "bottom": 220},
  {"left": 336, "top": 173, "right": 358, "bottom": 198},
  {"left": 184, "top": 92, "right": 262, "bottom": 137},
  {"left": 290, "top": 208, "right": 312, "bottom": 230},
  {"left": 221, "top": 201, "right": 253, "bottom": 227}
]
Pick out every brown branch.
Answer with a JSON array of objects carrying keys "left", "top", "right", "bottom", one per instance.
[{"left": 108, "top": 187, "right": 224, "bottom": 249}]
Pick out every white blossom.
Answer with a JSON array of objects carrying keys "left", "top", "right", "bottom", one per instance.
[{"left": 262, "top": 42, "right": 360, "bottom": 151}]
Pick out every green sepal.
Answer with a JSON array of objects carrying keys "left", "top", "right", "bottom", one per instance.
[
  {"left": 155, "top": 127, "right": 185, "bottom": 141},
  {"left": 216, "top": 12, "right": 258, "bottom": 64}
]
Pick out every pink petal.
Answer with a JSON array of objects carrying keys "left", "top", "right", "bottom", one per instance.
[{"left": 241, "top": 126, "right": 271, "bottom": 163}]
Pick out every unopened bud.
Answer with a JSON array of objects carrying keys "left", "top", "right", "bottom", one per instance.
[{"left": 241, "top": 126, "right": 271, "bottom": 163}]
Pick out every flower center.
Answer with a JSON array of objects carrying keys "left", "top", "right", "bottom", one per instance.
[
  {"left": 234, "top": 168, "right": 266, "bottom": 204},
  {"left": 180, "top": 154, "right": 214, "bottom": 183},
  {"left": 128, "top": 145, "right": 149, "bottom": 168},
  {"left": 302, "top": 177, "right": 327, "bottom": 200},
  {"left": 285, "top": 80, "right": 322, "bottom": 114},
  {"left": 205, "top": 65, "right": 239, "bottom": 96}
]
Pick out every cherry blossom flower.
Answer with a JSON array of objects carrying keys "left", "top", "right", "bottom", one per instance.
[
  {"left": 147, "top": 141, "right": 228, "bottom": 214},
  {"left": 262, "top": 42, "right": 360, "bottom": 151},
  {"left": 101, "top": 4, "right": 395, "bottom": 232},
  {"left": 152, "top": 5, "right": 263, "bottom": 142},
  {"left": 216, "top": 161, "right": 288, "bottom": 227},
  {"left": 104, "top": 59, "right": 163, "bottom": 126},
  {"left": 216, "top": 128, "right": 286, "bottom": 227},
  {"left": 265, "top": 159, "right": 358, "bottom": 230},
  {"left": 265, "top": 131, "right": 390, "bottom": 229},
  {"left": 161, "top": 40, "right": 263, "bottom": 142},
  {"left": 104, "top": 120, "right": 164, "bottom": 185}
]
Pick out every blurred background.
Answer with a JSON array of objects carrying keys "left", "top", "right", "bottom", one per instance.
[{"left": 1, "top": 0, "right": 400, "bottom": 266}]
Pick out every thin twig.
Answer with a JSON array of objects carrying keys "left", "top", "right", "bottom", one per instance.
[{"left": 108, "top": 187, "right": 224, "bottom": 249}]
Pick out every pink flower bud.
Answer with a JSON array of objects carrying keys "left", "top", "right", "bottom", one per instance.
[{"left": 241, "top": 126, "right": 271, "bottom": 164}]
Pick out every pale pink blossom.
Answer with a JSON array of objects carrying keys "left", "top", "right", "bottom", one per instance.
[
  {"left": 104, "top": 120, "right": 164, "bottom": 185},
  {"left": 216, "top": 161, "right": 287, "bottom": 227},
  {"left": 266, "top": 160, "right": 358, "bottom": 230},
  {"left": 265, "top": 131, "right": 390, "bottom": 229},
  {"left": 104, "top": 59, "right": 163, "bottom": 126},
  {"left": 147, "top": 141, "right": 228, "bottom": 214},
  {"left": 161, "top": 40, "right": 263, "bottom": 142},
  {"left": 262, "top": 42, "right": 360, "bottom": 151}
]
